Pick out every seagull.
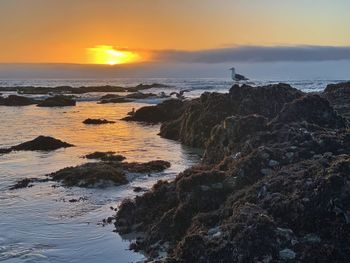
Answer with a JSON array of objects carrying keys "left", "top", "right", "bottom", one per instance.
[{"left": 230, "top": 67, "right": 248, "bottom": 81}]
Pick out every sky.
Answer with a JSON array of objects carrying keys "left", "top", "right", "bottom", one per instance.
[{"left": 0, "top": 0, "right": 350, "bottom": 78}]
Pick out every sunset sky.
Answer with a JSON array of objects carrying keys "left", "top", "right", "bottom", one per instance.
[{"left": 1, "top": 0, "right": 350, "bottom": 64}]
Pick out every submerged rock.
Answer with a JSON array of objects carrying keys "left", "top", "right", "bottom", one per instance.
[
  {"left": 84, "top": 151, "right": 126, "bottom": 162},
  {"left": 0, "top": 95, "right": 37, "bottom": 106},
  {"left": 122, "top": 160, "right": 171, "bottom": 173},
  {"left": 0, "top": 136, "right": 74, "bottom": 154},
  {"left": 37, "top": 95, "right": 76, "bottom": 107},
  {"left": 83, "top": 118, "right": 116, "bottom": 125}
]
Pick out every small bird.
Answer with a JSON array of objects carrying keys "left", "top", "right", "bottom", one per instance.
[{"left": 230, "top": 67, "right": 248, "bottom": 81}]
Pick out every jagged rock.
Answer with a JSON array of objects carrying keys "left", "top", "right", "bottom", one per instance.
[
  {"left": 99, "top": 95, "right": 133, "bottom": 104},
  {"left": 0, "top": 95, "right": 37, "bottom": 106},
  {"left": 114, "top": 84, "right": 350, "bottom": 262},
  {"left": 122, "top": 99, "right": 186, "bottom": 123},
  {"left": 37, "top": 95, "right": 76, "bottom": 107},
  {"left": 83, "top": 118, "right": 115, "bottom": 125},
  {"left": 160, "top": 83, "right": 303, "bottom": 148},
  {"left": 0, "top": 136, "right": 74, "bottom": 154},
  {"left": 126, "top": 83, "right": 169, "bottom": 92},
  {"left": 323, "top": 81, "right": 350, "bottom": 121},
  {"left": 125, "top": 92, "right": 158, "bottom": 99}
]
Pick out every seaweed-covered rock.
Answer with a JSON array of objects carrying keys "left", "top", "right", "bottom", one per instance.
[
  {"left": 83, "top": 118, "right": 115, "bottom": 125},
  {"left": 160, "top": 83, "right": 303, "bottom": 148},
  {"left": 115, "top": 84, "right": 350, "bottom": 262},
  {"left": 49, "top": 162, "right": 127, "bottom": 187},
  {"left": 323, "top": 81, "right": 350, "bottom": 121},
  {"left": 84, "top": 151, "right": 126, "bottom": 162},
  {"left": 0, "top": 95, "right": 37, "bottom": 106},
  {"left": 48, "top": 159, "right": 171, "bottom": 188},
  {"left": 122, "top": 99, "right": 186, "bottom": 123},
  {"left": 122, "top": 160, "right": 171, "bottom": 173},
  {"left": 0, "top": 136, "right": 74, "bottom": 154},
  {"left": 37, "top": 95, "right": 76, "bottom": 107}
]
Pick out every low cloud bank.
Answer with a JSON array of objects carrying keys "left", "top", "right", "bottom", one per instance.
[{"left": 152, "top": 46, "right": 350, "bottom": 63}]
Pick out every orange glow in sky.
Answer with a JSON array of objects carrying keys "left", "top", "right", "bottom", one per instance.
[{"left": 87, "top": 45, "right": 141, "bottom": 65}]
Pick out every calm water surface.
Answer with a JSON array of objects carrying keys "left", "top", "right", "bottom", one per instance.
[{"left": 0, "top": 101, "right": 200, "bottom": 263}]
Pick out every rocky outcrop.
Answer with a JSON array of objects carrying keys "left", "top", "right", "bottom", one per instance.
[
  {"left": 37, "top": 96, "right": 76, "bottom": 107},
  {"left": 0, "top": 136, "right": 74, "bottom": 154},
  {"left": 99, "top": 94, "right": 133, "bottom": 104},
  {"left": 115, "top": 85, "right": 350, "bottom": 262},
  {"left": 84, "top": 151, "right": 126, "bottom": 162},
  {"left": 0, "top": 95, "right": 37, "bottom": 106},
  {"left": 48, "top": 159, "right": 171, "bottom": 188},
  {"left": 0, "top": 83, "right": 169, "bottom": 95},
  {"left": 122, "top": 99, "right": 186, "bottom": 123},
  {"left": 160, "top": 83, "right": 304, "bottom": 148},
  {"left": 83, "top": 118, "right": 116, "bottom": 125},
  {"left": 323, "top": 81, "right": 350, "bottom": 121}
]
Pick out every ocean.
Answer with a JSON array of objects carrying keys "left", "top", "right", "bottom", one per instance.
[{"left": 0, "top": 77, "right": 347, "bottom": 262}]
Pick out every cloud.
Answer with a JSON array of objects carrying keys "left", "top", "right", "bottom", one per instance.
[{"left": 151, "top": 46, "right": 350, "bottom": 63}]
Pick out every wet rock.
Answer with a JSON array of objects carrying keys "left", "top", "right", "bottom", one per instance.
[
  {"left": 9, "top": 178, "right": 34, "bottom": 190},
  {"left": 323, "top": 81, "right": 350, "bottom": 121},
  {"left": 0, "top": 136, "right": 74, "bottom": 154},
  {"left": 125, "top": 92, "right": 158, "bottom": 99},
  {"left": 122, "top": 160, "right": 171, "bottom": 173},
  {"left": 84, "top": 151, "right": 126, "bottom": 162},
  {"left": 0, "top": 95, "right": 37, "bottom": 106},
  {"left": 83, "top": 118, "right": 116, "bottom": 125},
  {"left": 37, "top": 95, "right": 76, "bottom": 107},
  {"left": 126, "top": 83, "right": 170, "bottom": 92},
  {"left": 133, "top": 187, "right": 147, "bottom": 193},
  {"left": 99, "top": 96, "right": 133, "bottom": 104},
  {"left": 122, "top": 99, "right": 186, "bottom": 123},
  {"left": 49, "top": 162, "right": 128, "bottom": 188},
  {"left": 273, "top": 94, "right": 346, "bottom": 129},
  {"left": 114, "top": 83, "right": 350, "bottom": 262},
  {"left": 160, "top": 83, "right": 303, "bottom": 148},
  {"left": 9, "top": 177, "right": 49, "bottom": 190}
]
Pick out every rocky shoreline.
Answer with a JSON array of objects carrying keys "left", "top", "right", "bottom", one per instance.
[{"left": 115, "top": 82, "right": 350, "bottom": 262}]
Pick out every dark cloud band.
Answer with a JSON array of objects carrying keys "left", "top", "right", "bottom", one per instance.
[{"left": 152, "top": 46, "right": 350, "bottom": 63}]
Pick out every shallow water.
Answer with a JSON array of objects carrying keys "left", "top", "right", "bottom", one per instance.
[{"left": 0, "top": 101, "right": 200, "bottom": 263}]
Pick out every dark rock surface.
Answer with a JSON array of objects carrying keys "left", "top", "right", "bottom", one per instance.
[
  {"left": 122, "top": 160, "right": 171, "bottom": 173},
  {"left": 114, "top": 84, "right": 350, "bottom": 262},
  {"left": 99, "top": 95, "right": 133, "bottom": 104},
  {"left": 122, "top": 99, "right": 186, "bottom": 123},
  {"left": 49, "top": 162, "right": 128, "bottom": 187},
  {"left": 0, "top": 95, "right": 37, "bottom": 106},
  {"left": 48, "top": 159, "right": 171, "bottom": 188},
  {"left": 83, "top": 118, "right": 116, "bottom": 125},
  {"left": 0, "top": 83, "right": 168, "bottom": 95},
  {"left": 0, "top": 136, "right": 74, "bottom": 154},
  {"left": 84, "top": 151, "right": 126, "bottom": 162},
  {"left": 160, "top": 83, "right": 304, "bottom": 148},
  {"left": 323, "top": 81, "right": 350, "bottom": 121},
  {"left": 37, "top": 96, "right": 76, "bottom": 107}
]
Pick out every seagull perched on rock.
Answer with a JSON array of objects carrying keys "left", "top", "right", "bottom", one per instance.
[{"left": 230, "top": 67, "right": 248, "bottom": 81}]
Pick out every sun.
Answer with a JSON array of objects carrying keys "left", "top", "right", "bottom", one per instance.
[{"left": 87, "top": 45, "right": 140, "bottom": 65}]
